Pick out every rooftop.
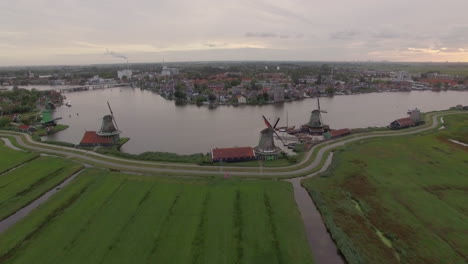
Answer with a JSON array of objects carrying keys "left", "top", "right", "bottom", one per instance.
[
  {"left": 211, "top": 147, "right": 255, "bottom": 161},
  {"left": 80, "top": 131, "right": 114, "bottom": 145},
  {"left": 330, "top": 128, "right": 351, "bottom": 138},
  {"left": 396, "top": 117, "right": 415, "bottom": 127}
]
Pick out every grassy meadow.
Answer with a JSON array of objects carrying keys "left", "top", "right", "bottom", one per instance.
[
  {"left": 0, "top": 140, "right": 38, "bottom": 174},
  {"left": 303, "top": 114, "right": 468, "bottom": 264},
  {"left": 0, "top": 155, "right": 83, "bottom": 221},
  {"left": 0, "top": 169, "right": 313, "bottom": 264}
]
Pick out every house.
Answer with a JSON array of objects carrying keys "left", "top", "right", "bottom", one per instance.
[
  {"left": 324, "top": 128, "right": 351, "bottom": 139},
  {"left": 17, "top": 124, "right": 37, "bottom": 134},
  {"left": 211, "top": 147, "right": 256, "bottom": 162},
  {"left": 273, "top": 86, "right": 284, "bottom": 102},
  {"left": 17, "top": 124, "right": 30, "bottom": 132},
  {"left": 117, "top": 69, "right": 133, "bottom": 80},
  {"left": 389, "top": 117, "right": 415, "bottom": 130},
  {"left": 237, "top": 95, "right": 247, "bottom": 104},
  {"left": 79, "top": 131, "right": 114, "bottom": 147}
]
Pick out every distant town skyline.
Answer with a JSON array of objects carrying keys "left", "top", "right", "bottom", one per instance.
[{"left": 1, "top": 0, "right": 468, "bottom": 66}]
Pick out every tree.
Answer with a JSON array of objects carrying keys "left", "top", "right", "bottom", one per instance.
[
  {"left": 250, "top": 79, "right": 258, "bottom": 90},
  {"left": 208, "top": 93, "right": 217, "bottom": 102},
  {"left": 174, "top": 90, "right": 186, "bottom": 100},
  {"left": 316, "top": 75, "right": 322, "bottom": 85},
  {"left": 0, "top": 117, "right": 11, "bottom": 128},
  {"left": 326, "top": 87, "right": 335, "bottom": 96}
]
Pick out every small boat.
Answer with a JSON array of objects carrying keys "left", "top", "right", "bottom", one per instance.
[{"left": 65, "top": 101, "right": 72, "bottom": 107}]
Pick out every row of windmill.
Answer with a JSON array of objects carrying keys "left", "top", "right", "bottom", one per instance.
[{"left": 254, "top": 97, "right": 329, "bottom": 160}]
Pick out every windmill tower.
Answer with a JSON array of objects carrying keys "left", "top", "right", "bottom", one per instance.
[
  {"left": 305, "top": 97, "right": 329, "bottom": 134},
  {"left": 254, "top": 116, "right": 285, "bottom": 160},
  {"left": 96, "top": 101, "right": 121, "bottom": 143}
]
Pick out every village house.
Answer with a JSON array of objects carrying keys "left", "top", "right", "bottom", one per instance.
[{"left": 237, "top": 95, "right": 247, "bottom": 104}]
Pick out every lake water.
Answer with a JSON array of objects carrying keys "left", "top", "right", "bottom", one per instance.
[{"left": 41, "top": 87, "right": 468, "bottom": 154}]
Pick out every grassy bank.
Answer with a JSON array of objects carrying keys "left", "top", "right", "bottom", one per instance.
[
  {"left": 0, "top": 169, "right": 314, "bottom": 264},
  {"left": 96, "top": 146, "right": 212, "bottom": 164},
  {"left": 0, "top": 140, "right": 38, "bottom": 174},
  {"left": 303, "top": 114, "right": 468, "bottom": 264},
  {"left": 0, "top": 155, "right": 83, "bottom": 221},
  {"left": 35, "top": 124, "right": 69, "bottom": 136}
]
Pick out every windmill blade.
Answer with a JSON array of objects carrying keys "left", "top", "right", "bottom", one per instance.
[
  {"left": 320, "top": 110, "right": 327, "bottom": 113},
  {"left": 273, "top": 117, "right": 280, "bottom": 129},
  {"left": 262, "top": 115, "right": 273, "bottom": 128},
  {"left": 107, "top": 101, "right": 119, "bottom": 130},
  {"left": 273, "top": 129, "right": 287, "bottom": 146}
]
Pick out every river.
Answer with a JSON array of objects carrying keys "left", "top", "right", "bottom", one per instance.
[{"left": 40, "top": 87, "right": 467, "bottom": 154}]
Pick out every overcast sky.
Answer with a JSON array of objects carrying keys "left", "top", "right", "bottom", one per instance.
[{"left": 1, "top": 0, "right": 468, "bottom": 66}]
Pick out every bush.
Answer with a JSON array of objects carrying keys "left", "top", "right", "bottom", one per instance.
[
  {"left": 0, "top": 117, "right": 12, "bottom": 128},
  {"left": 42, "top": 140, "right": 75, "bottom": 148},
  {"left": 308, "top": 189, "right": 364, "bottom": 264},
  {"left": 96, "top": 147, "right": 212, "bottom": 164}
]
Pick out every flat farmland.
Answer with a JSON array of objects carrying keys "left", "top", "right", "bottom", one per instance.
[
  {"left": 303, "top": 114, "right": 468, "bottom": 264},
  {"left": 0, "top": 140, "right": 38, "bottom": 174},
  {"left": 0, "top": 156, "right": 83, "bottom": 221},
  {"left": 0, "top": 169, "right": 313, "bottom": 264}
]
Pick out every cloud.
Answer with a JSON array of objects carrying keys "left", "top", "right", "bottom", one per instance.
[
  {"left": 203, "top": 42, "right": 228, "bottom": 48},
  {"left": 330, "top": 30, "right": 360, "bottom": 40},
  {"left": 245, "top": 32, "right": 277, "bottom": 38}
]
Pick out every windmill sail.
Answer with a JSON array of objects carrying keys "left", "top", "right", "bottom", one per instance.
[{"left": 107, "top": 101, "right": 119, "bottom": 130}]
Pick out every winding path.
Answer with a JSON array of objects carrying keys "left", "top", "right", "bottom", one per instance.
[{"left": 1, "top": 137, "right": 24, "bottom": 151}]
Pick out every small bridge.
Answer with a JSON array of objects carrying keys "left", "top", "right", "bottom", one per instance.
[{"left": 59, "top": 83, "right": 130, "bottom": 93}]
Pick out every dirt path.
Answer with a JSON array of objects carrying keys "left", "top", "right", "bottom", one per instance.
[
  {"left": 1, "top": 137, "right": 25, "bottom": 151},
  {"left": 449, "top": 139, "right": 468, "bottom": 147}
]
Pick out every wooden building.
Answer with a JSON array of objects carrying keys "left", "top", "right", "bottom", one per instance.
[
  {"left": 389, "top": 117, "right": 415, "bottom": 130},
  {"left": 79, "top": 131, "right": 114, "bottom": 147},
  {"left": 211, "top": 147, "right": 256, "bottom": 162}
]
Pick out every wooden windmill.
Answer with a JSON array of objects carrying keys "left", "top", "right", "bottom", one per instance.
[
  {"left": 96, "top": 101, "right": 121, "bottom": 143},
  {"left": 254, "top": 116, "right": 285, "bottom": 160}
]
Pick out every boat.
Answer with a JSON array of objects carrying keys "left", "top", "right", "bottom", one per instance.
[{"left": 65, "top": 101, "right": 72, "bottom": 107}]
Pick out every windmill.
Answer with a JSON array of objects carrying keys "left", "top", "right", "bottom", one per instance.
[
  {"left": 254, "top": 115, "right": 285, "bottom": 160},
  {"left": 306, "top": 96, "right": 327, "bottom": 129},
  {"left": 96, "top": 101, "right": 121, "bottom": 143}
]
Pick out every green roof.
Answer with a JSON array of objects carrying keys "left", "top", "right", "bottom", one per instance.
[{"left": 40, "top": 109, "right": 54, "bottom": 123}]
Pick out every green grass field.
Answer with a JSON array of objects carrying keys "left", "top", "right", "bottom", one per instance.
[
  {"left": 0, "top": 169, "right": 313, "bottom": 264},
  {"left": 0, "top": 140, "right": 38, "bottom": 174},
  {"left": 303, "top": 114, "right": 468, "bottom": 264},
  {"left": 0, "top": 156, "right": 83, "bottom": 221}
]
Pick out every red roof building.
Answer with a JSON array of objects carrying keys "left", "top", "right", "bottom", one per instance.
[
  {"left": 330, "top": 128, "right": 351, "bottom": 138},
  {"left": 396, "top": 118, "right": 415, "bottom": 128},
  {"left": 18, "top": 125, "right": 30, "bottom": 130},
  {"left": 211, "top": 147, "right": 256, "bottom": 162},
  {"left": 79, "top": 131, "right": 114, "bottom": 146}
]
